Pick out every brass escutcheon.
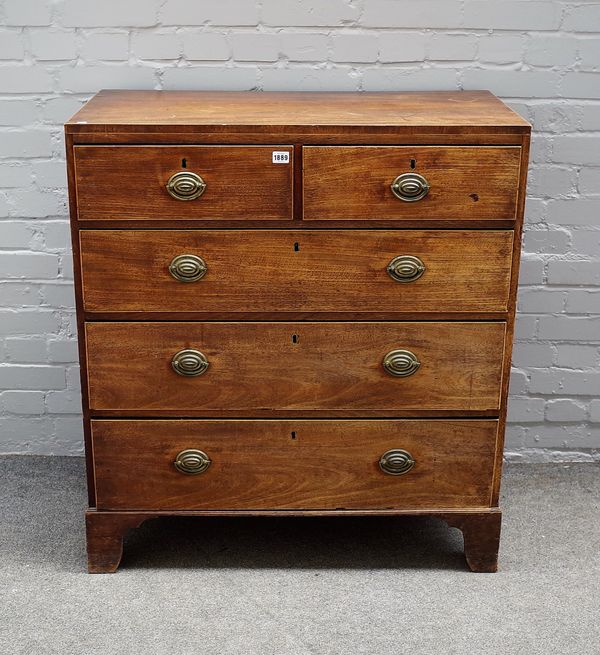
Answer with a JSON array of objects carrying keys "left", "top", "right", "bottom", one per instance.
[
  {"left": 387, "top": 255, "right": 426, "bottom": 283},
  {"left": 174, "top": 449, "right": 211, "bottom": 475},
  {"left": 391, "top": 173, "right": 429, "bottom": 202},
  {"left": 169, "top": 254, "right": 207, "bottom": 283},
  {"left": 166, "top": 171, "right": 206, "bottom": 201},
  {"left": 379, "top": 449, "right": 415, "bottom": 476},
  {"left": 383, "top": 349, "right": 421, "bottom": 377},
  {"left": 171, "top": 349, "right": 209, "bottom": 377}
]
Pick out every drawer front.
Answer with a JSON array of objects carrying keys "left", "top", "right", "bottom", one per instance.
[
  {"left": 80, "top": 229, "right": 513, "bottom": 315},
  {"left": 85, "top": 322, "right": 506, "bottom": 414},
  {"left": 91, "top": 419, "right": 498, "bottom": 510},
  {"left": 74, "top": 145, "right": 293, "bottom": 221},
  {"left": 303, "top": 146, "right": 521, "bottom": 221}
]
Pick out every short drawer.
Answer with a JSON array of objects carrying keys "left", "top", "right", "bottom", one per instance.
[
  {"left": 80, "top": 229, "right": 514, "bottom": 315},
  {"left": 91, "top": 419, "right": 498, "bottom": 510},
  {"left": 73, "top": 145, "right": 293, "bottom": 221},
  {"left": 303, "top": 146, "right": 521, "bottom": 222},
  {"left": 85, "top": 321, "right": 506, "bottom": 415}
]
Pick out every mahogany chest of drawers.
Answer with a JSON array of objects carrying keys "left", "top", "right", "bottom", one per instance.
[{"left": 65, "top": 90, "right": 530, "bottom": 573}]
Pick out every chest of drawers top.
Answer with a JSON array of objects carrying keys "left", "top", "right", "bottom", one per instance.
[{"left": 66, "top": 89, "right": 529, "bottom": 137}]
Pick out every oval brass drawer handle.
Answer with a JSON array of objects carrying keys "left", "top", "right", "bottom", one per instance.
[
  {"left": 174, "top": 449, "right": 211, "bottom": 475},
  {"left": 166, "top": 171, "right": 206, "bottom": 201},
  {"left": 379, "top": 449, "right": 415, "bottom": 476},
  {"left": 387, "top": 255, "right": 425, "bottom": 283},
  {"left": 169, "top": 254, "right": 207, "bottom": 283},
  {"left": 383, "top": 349, "right": 420, "bottom": 377},
  {"left": 171, "top": 349, "right": 209, "bottom": 377},
  {"left": 391, "top": 173, "right": 429, "bottom": 202}
]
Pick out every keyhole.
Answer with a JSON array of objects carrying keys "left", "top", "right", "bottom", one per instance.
[
  {"left": 291, "top": 431, "right": 297, "bottom": 440},
  {"left": 181, "top": 158, "right": 187, "bottom": 168},
  {"left": 410, "top": 159, "right": 416, "bottom": 169},
  {"left": 294, "top": 242, "right": 300, "bottom": 252},
  {"left": 292, "top": 334, "right": 299, "bottom": 344}
]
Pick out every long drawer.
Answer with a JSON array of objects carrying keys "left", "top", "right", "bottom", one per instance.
[
  {"left": 303, "top": 146, "right": 521, "bottom": 222},
  {"left": 91, "top": 419, "right": 499, "bottom": 510},
  {"left": 73, "top": 145, "right": 294, "bottom": 221},
  {"left": 85, "top": 321, "right": 506, "bottom": 415},
  {"left": 79, "top": 230, "right": 513, "bottom": 315}
]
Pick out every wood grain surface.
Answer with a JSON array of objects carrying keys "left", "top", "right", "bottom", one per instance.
[
  {"left": 91, "top": 419, "right": 499, "bottom": 510},
  {"left": 85, "top": 321, "right": 506, "bottom": 414},
  {"left": 79, "top": 229, "right": 514, "bottom": 315},
  {"left": 74, "top": 145, "right": 293, "bottom": 221},
  {"left": 66, "top": 90, "right": 530, "bottom": 134},
  {"left": 303, "top": 146, "right": 521, "bottom": 221}
]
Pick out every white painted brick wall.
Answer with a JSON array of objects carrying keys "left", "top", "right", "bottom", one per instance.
[{"left": 0, "top": 0, "right": 599, "bottom": 462}]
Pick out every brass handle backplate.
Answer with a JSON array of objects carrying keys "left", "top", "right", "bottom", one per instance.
[
  {"left": 166, "top": 171, "right": 206, "bottom": 201},
  {"left": 383, "top": 349, "right": 420, "bottom": 377},
  {"left": 169, "top": 254, "right": 207, "bottom": 282},
  {"left": 174, "top": 449, "right": 211, "bottom": 475},
  {"left": 387, "top": 255, "right": 425, "bottom": 283},
  {"left": 171, "top": 349, "right": 209, "bottom": 377},
  {"left": 391, "top": 173, "right": 429, "bottom": 202},
  {"left": 379, "top": 449, "right": 415, "bottom": 476}
]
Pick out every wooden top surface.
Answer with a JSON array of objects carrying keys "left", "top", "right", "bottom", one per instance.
[{"left": 66, "top": 90, "right": 530, "bottom": 134}]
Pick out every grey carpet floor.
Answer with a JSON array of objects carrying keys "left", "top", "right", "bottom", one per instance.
[{"left": 0, "top": 457, "right": 598, "bottom": 655}]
